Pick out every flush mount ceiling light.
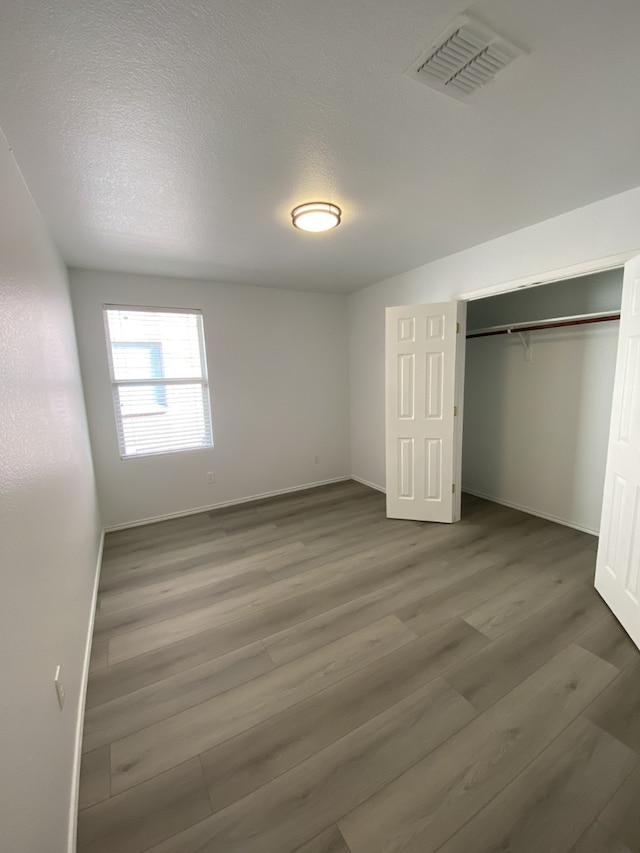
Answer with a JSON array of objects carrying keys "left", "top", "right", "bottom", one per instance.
[{"left": 291, "top": 202, "right": 341, "bottom": 232}]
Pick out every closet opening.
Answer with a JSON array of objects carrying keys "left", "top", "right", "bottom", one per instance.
[{"left": 461, "top": 268, "right": 623, "bottom": 535}]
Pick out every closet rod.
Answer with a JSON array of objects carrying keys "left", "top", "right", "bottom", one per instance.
[{"left": 467, "top": 310, "right": 620, "bottom": 340}]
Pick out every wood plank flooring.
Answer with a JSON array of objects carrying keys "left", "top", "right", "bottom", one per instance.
[{"left": 77, "top": 480, "right": 640, "bottom": 853}]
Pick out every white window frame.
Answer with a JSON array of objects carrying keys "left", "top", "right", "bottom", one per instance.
[{"left": 103, "top": 304, "right": 214, "bottom": 459}]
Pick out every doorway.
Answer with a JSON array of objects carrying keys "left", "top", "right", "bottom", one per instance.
[{"left": 461, "top": 269, "right": 623, "bottom": 535}]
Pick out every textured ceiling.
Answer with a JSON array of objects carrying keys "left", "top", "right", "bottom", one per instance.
[{"left": 1, "top": 0, "right": 640, "bottom": 293}]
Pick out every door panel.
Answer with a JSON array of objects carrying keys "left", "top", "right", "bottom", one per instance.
[
  {"left": 596, "top": 256, "right": 640, "bottom": 649},
  {"left": 385, "top": 301, "right": 465, "bottom": 522}
]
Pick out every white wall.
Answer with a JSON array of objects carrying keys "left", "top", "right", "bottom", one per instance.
[
  {"left": 70, "top": 269, "right": 350, "bottom": 529},
  {"left": 462, "top": 271, "right": 623, "bottom": 532},
  {"left": 463, "top": 322, "right": 619, "bottom": 534},
  {"left": 0, "top": 132, "right": 101, "bottom": 852},
  {"left": 348, "top": 184, "right": 640, "bottom": 497},
  {"left": 467, "top": 268, "right": 623, "bottom": 329}
]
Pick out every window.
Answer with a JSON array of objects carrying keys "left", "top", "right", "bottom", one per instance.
[
  {"left": 104, "top": 305, "right": 213, "bottom": 458},
  {"left": 111, "top": 342, "right": 167, "bottom": 409}
]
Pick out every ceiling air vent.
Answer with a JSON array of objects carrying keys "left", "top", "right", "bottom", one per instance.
[{"left": 406, "top": 14, "right": 524, "bottom": 101}]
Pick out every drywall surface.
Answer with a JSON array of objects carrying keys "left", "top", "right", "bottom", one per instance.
[
  {"left": 467, "top": 268, "right": 623, "bottom": 330},
  {"left": 70, "top": 269, "right": 350, "bottom": 528},
  {"left": 0, "top": 132, "right": 101, "bottom": 852},
  {"left": 348, "top": 184, "right": 640, "bottom": 493},
  {"left": 463, "top": 269, "right": 622, "bottom": 532},
  {"left": 463, "top": 321, "right": 619, "bottom": 533}
]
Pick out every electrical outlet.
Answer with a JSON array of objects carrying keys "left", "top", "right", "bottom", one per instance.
[
  {"left": 207, "top": 471, "right": 215, "bottom": 484},
  {"left": 54, "top": 665, "right": 65, "bottom": 710},
  {"left": 313, "top": 454, "right": 320, "bottom": 464}
]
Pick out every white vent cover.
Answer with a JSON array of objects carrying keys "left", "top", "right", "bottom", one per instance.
[{"left": 406, "top": 14, "right": 524, "bottom": 100}]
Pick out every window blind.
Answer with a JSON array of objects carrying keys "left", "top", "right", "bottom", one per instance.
[{"left": 103, "top": 306, "right": 213, "bottom": 459}]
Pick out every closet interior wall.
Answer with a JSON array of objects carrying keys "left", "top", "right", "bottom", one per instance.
[{"left": 461, "top": 269, "right": 623, "bottom": 534}]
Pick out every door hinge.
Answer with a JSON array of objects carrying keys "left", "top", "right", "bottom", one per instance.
[
  {"left": 456, "top": 322, "right": 460, "bottom": 334},
  {"left": 454, "top": 405, "right": 458, "bottom": 417},
  {"left": 452, "top": 483, "right": 456, "bottom": 494}
]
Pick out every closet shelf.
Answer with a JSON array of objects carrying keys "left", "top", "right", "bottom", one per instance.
[{"left": 466, "top": 310, "right": 620, "bottom": 339}]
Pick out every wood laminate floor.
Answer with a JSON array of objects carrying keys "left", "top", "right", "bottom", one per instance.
[{"left": 77, "top": 481, "right": 640, "bottom": 853}]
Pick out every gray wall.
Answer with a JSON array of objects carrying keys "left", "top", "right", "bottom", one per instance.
[
  {"left": 467, "top": 269, "right": 622, "bottom": 329},
  {"left": 70, "top": 268, "right": 350, "bottom": 529},
  {"left": 347, "top": 185, "right": 640, "bottom": 501},
  {"left": 0, "top": 132, "right": 101, "bottom": 851},
  {"left": 463, "top": 269, "right": 623, "bottom": 532}
]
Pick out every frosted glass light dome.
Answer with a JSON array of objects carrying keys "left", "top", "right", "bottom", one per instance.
[{"left": 291, "top": 202, "right": 341, "bottom": 232}]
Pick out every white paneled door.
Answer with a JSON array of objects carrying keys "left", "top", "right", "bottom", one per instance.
[
  {"left": 385, "top": 301, "right": 466, "bottom": 523},
  {"left": 596, "top": 255, "right": 640, "bottom": 650}
]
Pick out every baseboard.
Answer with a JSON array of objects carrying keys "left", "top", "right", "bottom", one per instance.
[
  {"left": 67, "top": 529, "right": 105, "bottom": 853},
  {"left": 350, "top": 475, "right": 386, "bottom": 494},
  {"left": 462, "top": 488, "right": 599, "bottom": 536},
  {"left": 103, "top": 476, "right": 352, "bottom": 532}
]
